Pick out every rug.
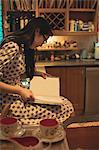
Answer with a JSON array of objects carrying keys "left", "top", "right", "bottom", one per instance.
[{"left": 67, "top": 121, "right": 99, "bottom": 128}]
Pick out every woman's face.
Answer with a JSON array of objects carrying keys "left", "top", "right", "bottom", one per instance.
[{"left": 31, "top": 30, "right": 49, "bottom": 48}]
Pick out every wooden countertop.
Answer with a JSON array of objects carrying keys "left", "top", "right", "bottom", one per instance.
[{"left": 36, "top": 59, "right": 99, "bottom": 67}]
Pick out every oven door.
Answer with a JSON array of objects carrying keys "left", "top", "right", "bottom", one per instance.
[{"left": 85, "top": 67, "right": 99, "bottom": 114}]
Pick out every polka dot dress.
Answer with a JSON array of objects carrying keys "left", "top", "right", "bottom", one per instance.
[{"left": 0, "top": 41, "right": 74, "bottom": 125}]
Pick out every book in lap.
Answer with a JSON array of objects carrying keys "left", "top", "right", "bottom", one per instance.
[{"left": 30, "top": 77, "right": 64, "bottom": 105}]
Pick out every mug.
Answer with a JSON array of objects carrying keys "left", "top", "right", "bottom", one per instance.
[
  {"left": 10, "top": 136, "right": 51, "bottom": 150},
  {"left": 0, "top": 117, "right": 21, "bottom": 137},
  {"left": 40, "top": 118, "right": 59, "bottom": 139}
]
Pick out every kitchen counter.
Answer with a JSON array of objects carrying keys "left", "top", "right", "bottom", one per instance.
[{"left": 36, "top": 59, "right": 99, "bottom": 67}]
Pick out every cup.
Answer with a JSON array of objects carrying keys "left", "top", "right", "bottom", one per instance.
[
  {"left": 40, "top": 119, "right": 59, "bottom": 139},
  {"left": 10, "top": 136, "right": 51, "bottom": 150},
  {"left": 0, "top": 117, "right": 21, "bottom": 137}
]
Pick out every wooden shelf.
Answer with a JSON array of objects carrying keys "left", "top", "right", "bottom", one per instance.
[
  {"left": 7, "top": 31, "right": 97, "bottom": 37},
  {"left": 39, "top": 8, "right": 66, "bottom": 13},
  {"left": 69, "top": 8, "right": 96, "bottom": 12},
  {"left": 37, "top": 47, "right": 79, "bottom": 51},
  {"left": 53, "top": 30, "right": 97, "bottom": 36},
  {"left": 2, "top": 0, "right": 98, "bottom": 37}
]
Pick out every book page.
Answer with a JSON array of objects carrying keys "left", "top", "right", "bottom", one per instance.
[
  {"left": 34, "top": 95, "right": 64, "bottom": 105},
  {"left": 30, "top": 77, "right": 60, "bottom": 97},
  {"left": 30, "top": 77, "right": 63, "bottom": 105}
]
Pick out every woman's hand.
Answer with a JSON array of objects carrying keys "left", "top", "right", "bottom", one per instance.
[
  {"left": 41, "top": 72, "right": 52, "bottom": 79},
  {"left": 16, "top": 85, "right": 34, "bottom": 102},
  {"left": 35, "top": 71, "right": 52, "bottom": 79},
  {"left": 0, "top": 82, "right": 34, "bottom": 102}
]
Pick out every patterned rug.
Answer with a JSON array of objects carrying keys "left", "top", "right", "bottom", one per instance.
[{"left": 67, "top": 121, "right": 99, "bottom": 128}]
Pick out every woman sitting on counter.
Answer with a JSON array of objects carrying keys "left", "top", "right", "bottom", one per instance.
[{"left": 0, "top": 17, "right": 74, "bottom": 126}]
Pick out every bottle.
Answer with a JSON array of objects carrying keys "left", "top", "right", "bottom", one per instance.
[
  {"left": 50, "top": 52, "right": 54, "bottom": 62},
  {"left": 15, "top": 17, "right": 20, "bottom": 31},
  {"left": 20, "top": 17, "right": 24, "bottom": 29},
  {"left": 70, "top": 20, "right": 75, "bottom": 32},
  {"left": 25, "top": 17, "right": 28, "bottom": 26},
  {"left": 74, "top": 20, "right": 78, "bottom": 32},
  {"left": 4, "top": 16, "right": 10, "bottom": 32}
]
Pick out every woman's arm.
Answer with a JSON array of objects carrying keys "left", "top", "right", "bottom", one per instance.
[
  {"left": 0, "top": 82, "right": 21, "bottom": 94},
  {"left": 0, "top": 82, "right": 34, "bottom": 101}
]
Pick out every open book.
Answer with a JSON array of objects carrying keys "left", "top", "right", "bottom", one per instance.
[{"left": 30, "top": 77, "right": 64, "bottom": 105}]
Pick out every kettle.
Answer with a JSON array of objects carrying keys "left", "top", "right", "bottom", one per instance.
[{"left": 94, "top": 43, "right": 99, "bottom": 59}]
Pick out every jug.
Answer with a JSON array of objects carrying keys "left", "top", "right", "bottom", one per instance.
[{"left": 80, "top": 49, "right": 88, "bottom": 59}]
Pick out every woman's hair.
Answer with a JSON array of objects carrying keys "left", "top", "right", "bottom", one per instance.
[
  {"left": 1, "top": 17, "right": 53, "bottom": 47},
  {"left": 0, "top": 17, "right": 53, "bottom": 79}
]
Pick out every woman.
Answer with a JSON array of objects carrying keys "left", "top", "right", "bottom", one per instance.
[{"left": 0, "top": 17, "right": 74, "bottom": 125}]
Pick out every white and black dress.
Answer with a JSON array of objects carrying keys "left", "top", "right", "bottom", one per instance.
[{"left": 0, "top": 41, "right": 74, "bottom": 125}]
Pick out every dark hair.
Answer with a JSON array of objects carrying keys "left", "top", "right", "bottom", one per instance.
[
  {"left": 1, "top": 17, "right": 53, "bottom": 47},
  {"left": 0, "top": 17, "right": 53, "bottom": 79}
]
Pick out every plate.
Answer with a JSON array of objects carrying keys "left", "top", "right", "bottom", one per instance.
[
  {"left": 32, "top": 125, "right": 66, "bottom": 143},
  {"left": 0, "top": 127, "right": 25, "bottom": 141}
]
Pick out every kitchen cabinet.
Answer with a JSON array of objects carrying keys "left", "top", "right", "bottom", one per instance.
[
  {"left": 46, "top": 66, "right": 85, "bottom": 115},
  {"left": 38, "top": 0, "right": 98, "bottom": 36},
  {"left": 2, "top": 0, "right": 98, "bottom": 36}
]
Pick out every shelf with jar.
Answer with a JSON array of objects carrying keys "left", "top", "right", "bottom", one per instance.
[
  {"left": 35, "top": 48, "right": 80, "bottom": 62},
  {"left": 35, "top": 38, "right": 80, "bottom": 61},
  {"left": 37, "top": 0, "right": 98, "bottom": 36},
  {"left": 2, "top": 0, "right": 98, "bottom": 36},
  {"left": 69, "top": 11, "right": 96, "bottom": 33},
  {"left": 2, "top": 0, "right": 36, "bottom": 36},
  {"left": 5, "top": 11, "right": 35, "bottom": 34}
]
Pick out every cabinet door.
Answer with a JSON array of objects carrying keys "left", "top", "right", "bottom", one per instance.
[
  {"left": 46, "top": 66, "right": 85, "bottom": 115},
  {"left": 64, "top": 67, "right": 85, "bottom": 115}
]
